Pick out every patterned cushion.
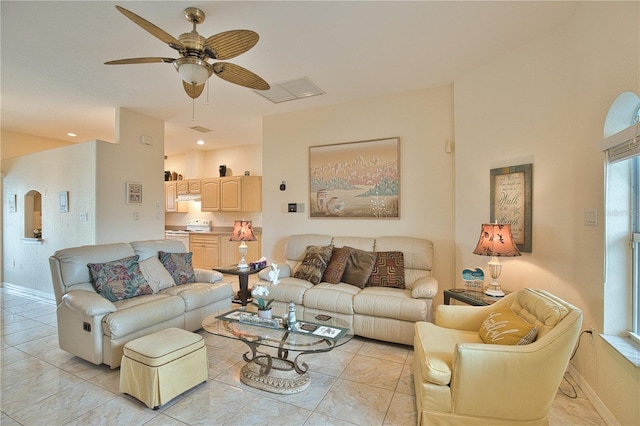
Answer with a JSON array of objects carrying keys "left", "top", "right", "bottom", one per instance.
[
  {"left": 479, "top": 307, "right": 538, "bottom": 345},
  {"left": 159, "top": 251, "right": 196, "bottom": 285},
  {"left": 341, "top": 246, "right": 377, "bottom": 288},
  {"left": 293, "top": 245, "right": 333, "bottom": 285},
  {"left": 88, "top": 255, "right": 152, "bottom": 302},
  {"left": 322, "top": 247, "right": 353, "bottom": 284},
  {"left": 367, "top": 251, "right": 405, "bottom": 289}
]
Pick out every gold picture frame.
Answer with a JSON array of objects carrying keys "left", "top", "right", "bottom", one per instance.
[
  {"left": 309, "top": 137, "right": 400, "bottom": 218},
  {"left": 490, "top": 163, "right": 533, "bottom": 253}
]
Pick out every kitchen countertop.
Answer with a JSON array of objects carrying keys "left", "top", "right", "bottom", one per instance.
[{"left": 165, "top": 226, "right": 262, "bottom": 234}]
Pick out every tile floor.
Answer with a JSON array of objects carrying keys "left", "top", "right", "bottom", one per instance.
[{"left": 1, "top": 285, "right": 606, "bottom": 425}]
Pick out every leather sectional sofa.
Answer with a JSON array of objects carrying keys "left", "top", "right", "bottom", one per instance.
[
  {"left": 49, "top": 239, "right": 233, "bottom": 368},
  {"left": 258, "top": 234, "right": 438, "bottom": 345}
]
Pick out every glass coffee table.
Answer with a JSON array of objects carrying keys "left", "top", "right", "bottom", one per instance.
[{"left": 202, "top": 310, "right": 353, "bottom": 394}]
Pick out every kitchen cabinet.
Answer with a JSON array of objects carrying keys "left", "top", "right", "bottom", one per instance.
[
  {"left": 165, "top": 182, "right": 188, "bottom": 213},
  {"left": 220, "top": 233, "right": 262, "bottom": 267},
  {"left": 190, "top": 234, "right": 219, "bottom": 269},
  {"left": 200, "top": 178, "right": 220, "bottom": 212},
  {"left": 200, "top": 176, "right": 262, "bottom": 212},
  {"left": 177, "top": 179, "right": 201, "bottom": 195}
]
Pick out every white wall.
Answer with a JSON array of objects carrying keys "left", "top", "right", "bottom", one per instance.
[
  {"left": 95, "top": 108, "right": 165, "bottom": 243},
  {"left": 1, "top": 108, "right": 167, "bottom": 297},
  {"left": 262, "top": 86, "right": 455, "bottom": 306},
  {"left": 2, "top": 142, "right": 98, "bottom": 296},
  {"left": 454, "top": 2, "right": 639, "bottom": 425}
]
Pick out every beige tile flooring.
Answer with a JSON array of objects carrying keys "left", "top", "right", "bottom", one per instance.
[{"left": 1, "top": 284, "right": 605, "bottom": 425}]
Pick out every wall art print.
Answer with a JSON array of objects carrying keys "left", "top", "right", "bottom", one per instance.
[
  {"left": 126, "top": 182, "right": 143, "bottom": 204},
  {"left": 309, "top": 137, "right": 399, "bottom": 218},
  {"left": 490, "top": 163, "right": 532, "bottom": 253}
]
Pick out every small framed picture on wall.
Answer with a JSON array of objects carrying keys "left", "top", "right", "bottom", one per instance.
[{"left": 126, "top": 182, "right": 143, "bottom": 204}]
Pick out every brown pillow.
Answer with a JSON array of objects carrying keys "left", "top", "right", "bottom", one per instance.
[
  {"left": 293, "top": 245, "right": 333, "bottom": 284},
  {"left": 341, "top": 246, "right": 377, "bottom": 288},
  {"left": 322, "top": 247, "right": 353, "bottom": 284},
  {"left": 479, "top": 307, "right": 538, "bottom": 345},
  {"left": 367, "top": 251, "right": 405, "bottom": 289}
]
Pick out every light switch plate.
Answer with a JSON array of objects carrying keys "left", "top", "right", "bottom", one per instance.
[{"left": 584, "top": 208, "right": 598, "bottom": 226}]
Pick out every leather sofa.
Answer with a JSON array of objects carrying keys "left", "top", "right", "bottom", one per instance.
[
  {"left": 257, "top": 234, "right": 438, "bottom": 345},
  {"left": 413, "top": 288, "right": 583, "bottom": 425},
  {"left": 49, "top": 239, "right": 233, "bottom": 368}
]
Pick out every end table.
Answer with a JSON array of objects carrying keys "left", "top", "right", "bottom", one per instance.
[
  {"left": 443, "top": 288, "right": 507, "bottom": 306},
  {"left": 214, "top": 265, "right": 266, "bottom": 307}
]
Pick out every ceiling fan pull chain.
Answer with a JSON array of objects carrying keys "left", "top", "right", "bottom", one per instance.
[
  {"left": 206, "top": 80, "right": 210, "bottom": 105},
  {"left": 192, "top": 98, "right": 195, "bottom": 121}
]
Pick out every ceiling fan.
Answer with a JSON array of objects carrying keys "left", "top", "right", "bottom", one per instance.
[{"left": 105, "top": 5, "right": 270, "bottom": 99}]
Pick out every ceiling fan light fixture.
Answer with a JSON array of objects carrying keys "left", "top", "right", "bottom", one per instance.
[{"left": 174, "top": 57, "right": 212, "bottom": 85}]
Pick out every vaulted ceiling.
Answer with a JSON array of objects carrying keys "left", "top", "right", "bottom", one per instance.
[{"left": 1, "top": 1, "right": 579, "bottom": 155}]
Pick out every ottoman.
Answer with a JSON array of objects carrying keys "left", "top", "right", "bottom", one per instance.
[{"left": 119, "top": 328, "right": 208, "bottom": 409}]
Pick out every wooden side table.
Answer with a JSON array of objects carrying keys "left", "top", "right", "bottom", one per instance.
[
  {"left": 213, "top": 265, "right": 266, "bottom": 307},
  {"left": 443, "top": 289, "right": 507, "bottom": 306}
]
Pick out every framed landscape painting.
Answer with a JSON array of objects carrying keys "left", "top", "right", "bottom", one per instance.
[{"left": 309, "top": 137, "right": 399, "bottom": 218}]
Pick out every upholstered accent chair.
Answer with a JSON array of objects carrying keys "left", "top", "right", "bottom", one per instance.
[{"left": 413, "top": 288, "right": 583, "bottom": 425}]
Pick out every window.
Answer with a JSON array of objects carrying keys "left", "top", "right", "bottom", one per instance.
[{"left": 603, "top": 94, "right": 640, "bottom": 351}]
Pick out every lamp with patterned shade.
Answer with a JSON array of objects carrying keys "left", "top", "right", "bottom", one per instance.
[
  {"left": 473, "top": 223, "right": 521, "bottom": 297},
  {"left": 230, "top": 220, "right": 257, "bottom": 269}
]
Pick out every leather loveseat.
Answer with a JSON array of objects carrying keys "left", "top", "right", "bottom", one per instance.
[
  {"left": 49, "top": 239, "right": 234, "bottom": 368},
  {"left": 257, "top": 234, "right": 438, "bottom": 345}
]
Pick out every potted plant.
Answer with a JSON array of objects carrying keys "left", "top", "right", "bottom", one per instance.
[{"left": 251, "top": 263, "right": 280, "bottom": 318}]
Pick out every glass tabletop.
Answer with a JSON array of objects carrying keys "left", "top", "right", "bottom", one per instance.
[{"left": 202, "top": 310, "right": 354, "bottom": 352}]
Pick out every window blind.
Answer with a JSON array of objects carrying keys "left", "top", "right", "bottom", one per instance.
[{"left": 601, "top": 123, "right": 640, "bottom": 163}]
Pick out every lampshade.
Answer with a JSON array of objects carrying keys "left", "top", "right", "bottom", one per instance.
[
  {"left": 473, "top": 223, "right": 521, "bottom": 258},
  {"left": 473, "top": 223, "right": 521, "bottom": 297},
  {"left": 230, "top": 220, "right": 257, "bottom": 242},
  {"left": 230, "top": 220, "right": 257, "bottom": 269},
  {"left": 174, "top": 57, "right": 213, "bottom": 85}
]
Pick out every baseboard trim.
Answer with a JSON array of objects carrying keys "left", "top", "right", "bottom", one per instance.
[
  {"left": 1, "top": 282, "right": 55, "bottom": 304},
  {"left": 567, "top": 363, "right": 619, "bottom": 426}
]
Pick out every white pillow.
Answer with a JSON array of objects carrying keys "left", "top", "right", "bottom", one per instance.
[{"left": 139, "top": 257, "right": 175, "bottom": 292}]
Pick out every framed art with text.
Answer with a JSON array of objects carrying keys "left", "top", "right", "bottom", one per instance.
[
  {"left": 490, "top": 163, "right": 532, "bottom": 253},
  {"left": 309, "top": 137, "right": 399, "bottom": 218}
]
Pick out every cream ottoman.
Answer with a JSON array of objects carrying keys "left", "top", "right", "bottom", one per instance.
[{"left": 119, "top": 328, "right": 208, "bottom": 409}]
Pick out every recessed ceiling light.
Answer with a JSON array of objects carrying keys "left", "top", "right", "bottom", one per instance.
[
  {"left": 67, "top": 132, "right": 77, "bottom": 137},
  {"left": 196, "top": 140, "right": 205, "bottom": 145}
]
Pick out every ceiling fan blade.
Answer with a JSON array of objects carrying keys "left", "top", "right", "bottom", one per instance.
[
  {"left": 213, "top": 62, "right": 269, "bottom": 90},
  {"left": 205, "top": 30, "right": 259, "bottom": 60},
  {"left": 115, "top": 5, "right": 184, "bottom": 51},
  {"left": 182, "top": 81, "right": 205, "bottom": 99},
  {"left": 105, "top": 57, "right": 175, "bottom": 65}
]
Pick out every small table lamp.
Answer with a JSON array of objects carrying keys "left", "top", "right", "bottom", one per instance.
[
  {"left": 230, "top": 220, "right": 257, "bottom": 269},
  {"left": 472, "top": 223, "right": 521, "bottom": 297}
]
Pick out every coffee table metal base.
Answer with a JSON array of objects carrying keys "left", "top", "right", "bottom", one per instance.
[{"left": 240, "top": 356, "right": 310, "bottom": 394}]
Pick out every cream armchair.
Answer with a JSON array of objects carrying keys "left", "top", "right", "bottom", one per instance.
[{"left": 413, "top": 288, "right": 583, "bottom": 425}]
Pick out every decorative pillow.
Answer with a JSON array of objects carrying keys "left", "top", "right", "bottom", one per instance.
[
  {"left": 293, "top": 245, "right": 333, "bottom": 284},
  {"left": 479, "top": 307, "right": 538, "bottom": 345},
  {"left": 367, "top": 251, "right": 406, "bottom": 289},
  {"left": 139, "top": 256, "right": 175, "bottom": 292},
  {"left": 88, "top": 255, "right": 152, "bottom": 302},
  {"left": 159, "top": 251, "right": 196, "bottom": 285},
  {"left": 322, "top": 247, "right": 353, "bottom": 284},
  {"left": 341, "top": 246, "right": 377, "bottom": 288}
]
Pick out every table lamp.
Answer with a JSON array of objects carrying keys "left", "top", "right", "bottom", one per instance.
[
  {"left": 230, "top": 220, "right": 257, "bottom": 269},
  {"left": 472, "top": 223, "right": 521, "bottom": 296}
]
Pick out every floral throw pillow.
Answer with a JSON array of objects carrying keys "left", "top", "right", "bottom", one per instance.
[
  {"left": 293, "top": 245, "right": 333, "bottom": 284},
  {"left": 88, "top": 255, "right": 152, "bottom": 302},
  {"left": 159, "top": 251, "right": 196, "bottom": 285}
]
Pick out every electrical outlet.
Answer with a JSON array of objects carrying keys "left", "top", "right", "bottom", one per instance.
[
  {"left": 11, "top": 260, "right": 16, "bottom": 268},
  {"left": 133, "top": 212, "right": 139, "bottom": 221},
  {"left": 589, "top": 326, "right": 595, "bottom": 344}
]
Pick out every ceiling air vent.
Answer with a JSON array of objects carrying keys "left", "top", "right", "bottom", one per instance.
[
  {"left": 255, "top": 77, "right": 325, "bottom": 104},
  {"left": 190, "top": 126, "right": 212, "bottom": 133}
]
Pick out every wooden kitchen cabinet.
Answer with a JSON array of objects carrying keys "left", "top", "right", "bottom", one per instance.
[
  {"left": 199, "top": 176, "right": 262, "bottom": 212},
  {"left": 165, "top": 181, "right": 189, "bottom": 213},
  {"left": 220, "top": 176, "right": 262, "bottom": 212},
  {"left": 200, "top": 178, "right": 220, "bottom": 212},
  {"left": 177, "top": 179, "right": 201, "bottom": 195},
  {"left": 190, "top": 234, "right": 219, "bottom": 269}
]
